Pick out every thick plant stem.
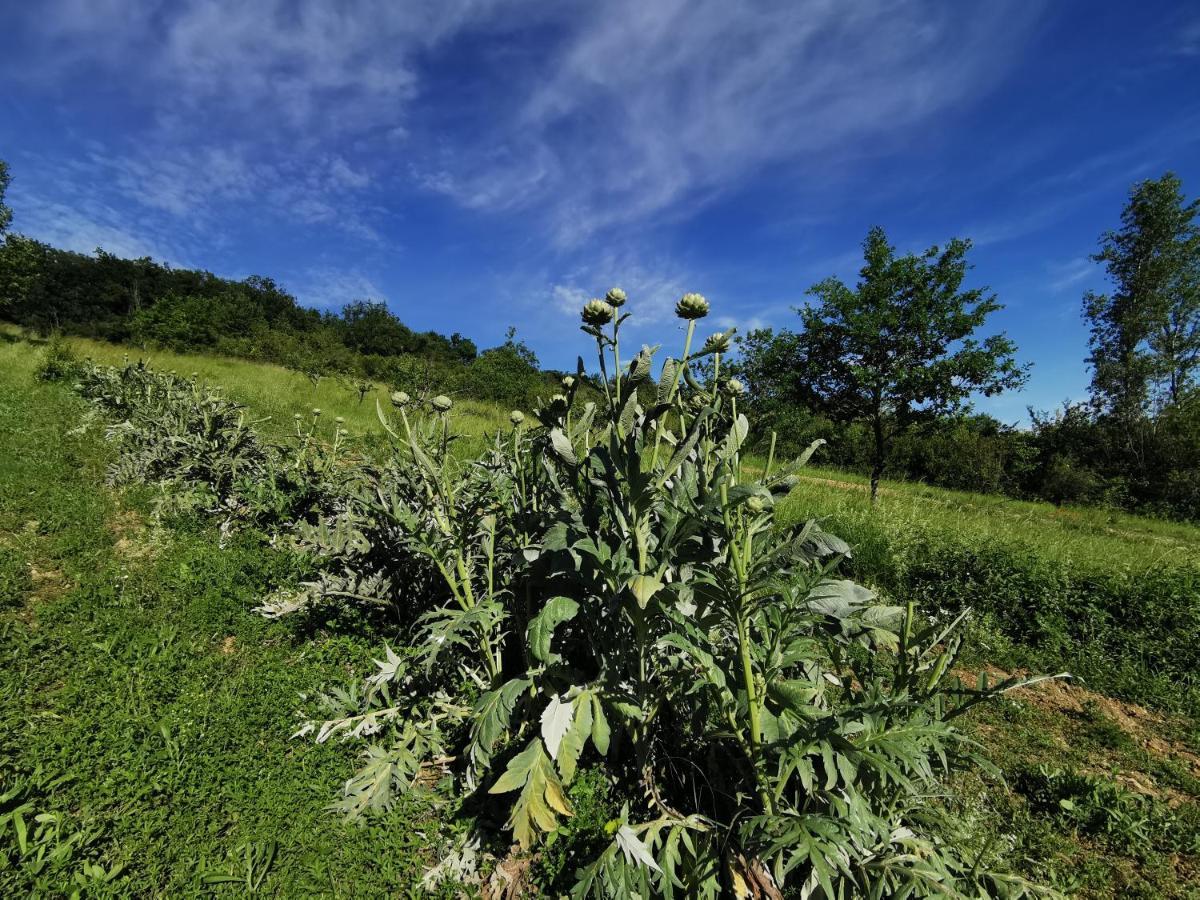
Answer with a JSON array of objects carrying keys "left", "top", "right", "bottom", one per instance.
[{"left": 650, "top": 320, "right": 697, "bottom": 471}]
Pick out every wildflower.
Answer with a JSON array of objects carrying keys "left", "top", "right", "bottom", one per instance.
[
  {"left": 605, "top": 287, "right": 627, "bottom": 307},
  {"left": 510, "top": 410, "right": 525, "bottom": 426},
  {"left": 675, "top": 293, "right": 709, "bottom": 320},
  {"left": 431, "top": 395, "right": 453, "bottom": 413},
  {"left": 581, "top": 299, "right": 615, "bottom": 327}
]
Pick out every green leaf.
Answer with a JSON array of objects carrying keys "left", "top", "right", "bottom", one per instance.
[
  {"left": 627, "top": 573, "right": 663, "bottom": 609},
  {"left": 557, "top": 692, "right": 594, "bottom": 783},
  {"left": 527, "top": 597, "right": 579, "bottom": 664},
  {"left": 541, "top": 694, "right": 575, "bottom": 759},
  {"left": 489, "top": 739, "right": 573, "bottom": 849},
  {"left": 616, "top": 824, "right": 662, "bottom": 873},
  {"left": 590, "top": 694, "right": 611, "bottom": 756},
  {"left": 549, "top": 428, "right": 577, "bottom": 466}
]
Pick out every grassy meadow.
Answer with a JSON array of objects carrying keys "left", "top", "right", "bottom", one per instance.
[{"left": 2, "top": 331, "right": 1199, "bottom": 897}]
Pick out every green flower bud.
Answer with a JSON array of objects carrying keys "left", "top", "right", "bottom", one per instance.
[
  {"left": 746, "top": 496, "right": 766, "bottom": 513},
  {"left": 334, "top": 416, "right": 345, "bottom": 425},
  {"left": 311, "top": 407, "right": 322, "bottom": 416},
  {"left": 390, "top": 390, "right": 410, "bottom": 408},
  {"left": 561, "top": 375, "right": 576, "bottom": 390},
  {"left": 675, "top": 292, "right": 709, "bottom": 320},
  {"left": 293, "top": 413, "right": 302, "bottom": 421},
  {"left": 724, "top": 378, "right": 744, "bottom": 396},
  {"left": 605, "top": 287, "right": 627, "bottom": 307},
  {"left": 509, "top": 410, "right": 525, "bottom": 426},
  {"left": 702, "top": 332, "right": 731, "bottom": 354},
  {"left": 581, "top": 299, "right": 615, "bottom": 327},
  {"left": 431, "top": 395, "right": 453, "bottom": 413},
  {"left": 550, "top": 393, "right": 568, "bottom": 408}
]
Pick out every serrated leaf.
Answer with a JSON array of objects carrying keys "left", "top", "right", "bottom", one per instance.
[
  {"left": 657, "top": 358, "right": 677, "bottom": 404},
  {"left": 489, "top": 739, "right": 573, "bottom": 848},
  {"left": 527, "top": 596, "right": 579, "bottom": 664},
  {"left": 557, "top": 693, "right": 594, "bottom": 783},
  {"left": 616, "top": 825, "right": 662, "bottom": 873},
  {"left": 541, "top": 694, "right": 575, "bottom": 759}
]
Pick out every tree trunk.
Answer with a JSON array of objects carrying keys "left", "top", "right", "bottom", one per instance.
[{"left": 870, "top": 413, "right": 885, "bottom": 505}]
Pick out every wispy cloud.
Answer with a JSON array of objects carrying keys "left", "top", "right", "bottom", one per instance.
[
  {"left": 1047, "top": 256, "right": 1097, "bottom": 293},
  {"left": 292, "top": 267, "right": 387, "bottom": 311},
  {"left": 414, "top": 0, "right": 1044, "bottom": 244}
]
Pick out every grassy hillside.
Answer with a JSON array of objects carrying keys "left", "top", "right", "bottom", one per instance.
[
  {"left": 0, "top": 341, "right": 460, "bottom": 895},
  {"left": 3, "top": 332, "right": 1199, "bottom": 897},
  {"left": 52, "top": 330, "right": 512, "bottom": 453}
]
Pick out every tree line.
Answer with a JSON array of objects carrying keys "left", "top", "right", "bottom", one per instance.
[
  {"left": 733, "top": 172, "right": 1200, "bottom": 520},
  {"left": 2, "top": 158, "right": 1198, "bottom": 520},
  {"left": 0, "top": 159, "right": 556, "bottom": 409}
]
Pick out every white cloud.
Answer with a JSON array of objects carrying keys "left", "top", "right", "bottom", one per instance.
[
  {"left": 293, "top": 267, "right": 387, "bottom": 310},
  {"left": 11, "top": 190, "right": 184, "bottom": 264},
  {"left": 414, "top": 0, "right": 1045, "bottom": 244},
  {"left": 4, "top": 0, "right": 1050, "bottom": 266},
  {"left": 1048, "top": 257, "right": 1097, "bottom": 293}
]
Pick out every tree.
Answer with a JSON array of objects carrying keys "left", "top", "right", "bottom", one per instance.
[
  {"left": 1084, "top": 173, "right": 1200, "bottom": 418},
  {"left": 793, "top": 226, "right": 1028, "bottom": 501},
  {"left": 0, "top": 159, "right": 12, "bottom": 235}
]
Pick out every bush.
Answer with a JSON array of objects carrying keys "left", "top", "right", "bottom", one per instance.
[{"left": 34, "top": 333, "right": 78, "bottom": 381}]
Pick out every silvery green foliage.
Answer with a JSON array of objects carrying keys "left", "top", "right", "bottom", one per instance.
[
  {"left": 296, "top": 297, "right": 1061, "bottom": 898},
  {"left": 63, "top": 315, "right": 1058, "bottom": 896},
  {"left": 71, "top": 360, "right": 350, "bottom": 531},
  {"left": 75, "top": 362, "right": 268, "bottom": 502}
]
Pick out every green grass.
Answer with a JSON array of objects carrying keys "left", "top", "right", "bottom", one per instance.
[
  {"left": 5, "top": 331, "right": 1200, "bottom": 896},
  {"left": 47, "top": 331, "right": 512, "bottom": 453},
  {"left": 0, "top": 341, "right": 463, "bottom": 897},
  {"left": 776, "top": 475, "right": 1200, "bottom": 716}
]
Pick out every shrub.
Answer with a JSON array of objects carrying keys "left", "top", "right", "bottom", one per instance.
[{"left": 34, "top": 333, "right": 78, "bottom": 381}]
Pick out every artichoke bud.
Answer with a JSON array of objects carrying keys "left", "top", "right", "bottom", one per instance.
[
  {"left": 293, "top": 413, "right": 302, "bottom": 421},
  {"left": 724, "top": 378, "right": 745, "bottom": 396},
  {"left": 390, "top": 390, "right": 410, "bottom": 408},
  {"left": 431, "top": 395, "right": 453, "bottom": 413},
  {"left": 509, "top": 410, "right": 525, "bottom": 426},
  {"left": 675, "top": 292, "right": 709, "bottom": 320},
  {"left": 311, "top": 408, "right": 322, "bottom": 417},
  {"left": 702, "top": 331, "right": 731, "bottom": 354},
  {"left": 605, "top": 287, "right": 627, "bottom": 307},
  {"left": 581, "top": 298, "right": 615, "bottom": 327},
  {"left": 746, "top": 495, "right": 766, "bottom": 513},
  {"left": 334, "top": 416, "right": 345, "bottom": 425},
  {"left": 561, "top": 375, "right": 576, "bottom": 390}
]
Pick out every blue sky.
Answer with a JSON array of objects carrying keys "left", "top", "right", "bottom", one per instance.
[{"left": 2, "top": 1, "right": 1199, "bottom": 422}]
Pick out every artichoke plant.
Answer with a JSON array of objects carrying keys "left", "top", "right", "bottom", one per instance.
[{"left": 292, "top": 293, "right": 1057, "bottom": 898}]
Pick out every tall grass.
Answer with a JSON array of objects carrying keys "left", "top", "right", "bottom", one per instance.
[
  {"left": 776, "top": 480, "right": 1200, "bottom": 715},
  {"left": 53, "top": 333, "right": 512, "bottom": 453}
]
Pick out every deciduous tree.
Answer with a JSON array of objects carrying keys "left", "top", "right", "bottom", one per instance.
[{"left": 792, "top": 226, "right": 1027, "bottom": 501}]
